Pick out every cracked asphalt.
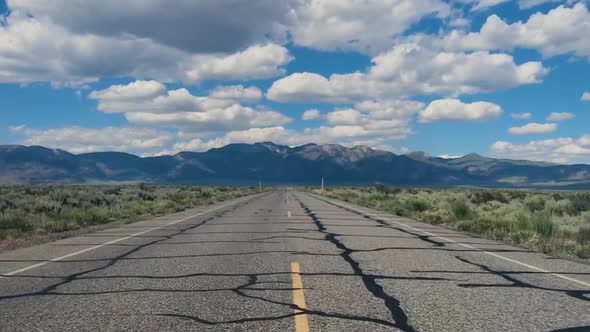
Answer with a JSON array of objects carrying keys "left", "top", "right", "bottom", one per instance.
[{"left": 0, "top": 190, "right": 589, "bottom": 331}]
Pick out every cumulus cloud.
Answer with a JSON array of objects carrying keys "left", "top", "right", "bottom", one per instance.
[
  {"left": 326, "top": 109, "right": 363, "bottom": 125},
  {"left": 89, "top": 80, "right": 167, "bottom": 102},
  {"left": 439, "top": 4, "right": 590, "bottom": 60},
  {"left": 302, "top": 109, "right": 321, "bottom": 120},
  {"left": 289, "top": 0, "right": 449, "bottom": 54},
  {"left": 509, "top": 122, "right": 557, "bottom": 135},
  {"left": 511, "top": 112, "right": 532, "bottom": 119},
  {"left": 125, "top": 106, "right": 291, "bottom": 132},
  {"left": 90, "top": 80, "right": 291, "bottom": 132},
  {"left": 208, "top": 85, "right": 262, "bottom": 103},
  {"left": 9, "top": 125, "right": 174, "bottom": 154},
  {"left": 267, "top": 43, "right": 547, "bottom": 102},
  {"left": 0, "top": 11, "right": 292, "bottom": 85},
  {"left": 469, "top": 0, "right": 561, "bottom": 10},
  {"left": 170, "top": 98, "right": 424, "bottom": 153},
  {"left": 6, "top": 0, "right": 294, "bottom": 54},
  {"left": 491, "top": 135, "right": 590, "bottom": 163},
  {"left": 546, "top": 112, "right": 574, "bottom": 121},
  {"left": 419, "top": 99, "right": 503, "bottom": 122},
  {"left": 169, "top": 127, "right": 306, "bottom": 153},
  {"left": 90, "top": 82, "right": 230, "bottom": 114},
  {"left": 582, "top": 91, "right": 590, "bottom": 101},
  {"left": 314, "top": 99, "right": 425, "bottom": 143},
  {"left": 438, "top": 154, "right": 463, "bottom": 159}
]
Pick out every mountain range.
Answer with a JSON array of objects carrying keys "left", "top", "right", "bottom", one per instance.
[{"left": 1, "top": 142, "right": 590, "bottom": 189}]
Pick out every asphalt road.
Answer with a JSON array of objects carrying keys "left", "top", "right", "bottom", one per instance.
[{"left": 1, "top": 190, "right": 589, "bottom": 331}]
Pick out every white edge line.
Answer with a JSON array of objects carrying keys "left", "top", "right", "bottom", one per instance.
[
  {"left": 306, "top": 192, "right": 590, "bottom": 289},
  {"left": 0, "top": 194, "right": 257, "bottom": 278}
]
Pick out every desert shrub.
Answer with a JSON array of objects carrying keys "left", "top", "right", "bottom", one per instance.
[
  {"left": 456, "top": 220, "right": 475, "bottom": 232},
  {"left": 450, "top": 200, "right": 472, "bottom": 220},
  {"left": 524, "top": 195, "right": 546, "bottom": 212},
  {"left": 0, "top": 185, "right": 258, "bottom": 242},
  {"left": 375, "top": 185, "right": 401, "bottom": 196},
  {"left": 577, "top": 225, "right": 590, "bottom": 245},
  {"left": 310, "top": 186, "right": 590, "bottom": 258},
  {"left": 569, "top": 193, "right": 590, "bottom": 213},
  {"left": 544, "top": 198, "right": 576, "bottom": 216},
  {"left": 576, "top": 246, "right": 590, "bottom": 259},
  {"left": 469, "top": 190, "right": 509, "bottom": 204},
  {"left": 421, "top": 209, "right": 453, "bottom": 225},
  {"left": 404, "top": 199, "right": 430, "bottom": 213},
  {"left": 530, "top": 213, "right": 556, "bottom": 239}
]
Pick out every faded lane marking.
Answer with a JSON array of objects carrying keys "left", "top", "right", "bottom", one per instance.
[
  {"left": 0, "top": 195, "right": 259, "bottom": 279},
  {"left": 291, "top": 261, "right": 310, "bottom": 332}
]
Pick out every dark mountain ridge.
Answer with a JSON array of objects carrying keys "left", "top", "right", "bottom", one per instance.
[{"left": 1, "top": 142, "right": 589, "bottom": 189}]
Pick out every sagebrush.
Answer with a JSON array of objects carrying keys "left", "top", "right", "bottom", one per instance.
[
  {"left": 0, "top": 185, "right": 258, "bottom": 243},
  {"left": 312, "top": 186, "right": 590, "bottom": 259}
]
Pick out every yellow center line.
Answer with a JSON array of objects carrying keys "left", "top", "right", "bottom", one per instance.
[{"left": 291, "top": 261, "right": 310, "bottom": 332}]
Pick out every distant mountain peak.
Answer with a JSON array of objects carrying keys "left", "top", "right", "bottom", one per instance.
[
  {"left": 463, "top": 153, "right": 485, "bottom": 159},
  {"left": 0, "top": 142, "right": 588, "bottom": 188},
  {"left": 405, "top": 151, "right": 430, "bottom": 160}
]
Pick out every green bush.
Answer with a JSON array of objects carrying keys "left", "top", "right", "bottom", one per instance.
[
  {"left": 530, "top": 213, "right": 556, "bottom": 239},
  {"left": 310, "top": 186, "right": 590, "bottom": 258},
  {"left": 577, "top": 225, "right": 590, "bottom": 245},
  {"left": 0, "top": 185, "right": 258, "bottom": 242},
  {"left": 450, "top": 200, "right": 471, "bottom": 220},
  {"left": 525, "top": 195, "right": 546, "bottom": 212},
  {"left": 404, "top": 199, "right": 430, "bottom": 213}
]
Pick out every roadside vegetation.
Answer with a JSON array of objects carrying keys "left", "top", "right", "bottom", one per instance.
[
  {"left": 0, "top": 185, "right": 259, "bottom": 248},
  {"left": 310, "top": 186, "right": 590, "bottom": 259}
]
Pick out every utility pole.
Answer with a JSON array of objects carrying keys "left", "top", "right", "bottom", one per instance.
[{"left": 321, "top": 177, "right": 324, "bottom": 191}]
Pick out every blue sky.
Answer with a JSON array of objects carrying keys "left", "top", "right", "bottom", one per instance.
[{"left": 1, "top": 0, "right": 589, "bottom": 163}]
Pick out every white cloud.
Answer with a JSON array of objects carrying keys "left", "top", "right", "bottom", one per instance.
[
  {"left": 438, "top": 154, "right": 463, "bottom": 159},
  {"left": 125, "top": 106, "right": 291, "bottom": 132},
  {"left": 183, "top": 44, "right": 293, "bottom": 82},
  {"left": 170, "top": 126, "right": 306, "bottom": 153},
  {"left": 170, "top": 98, "right": 424, "bottom": 152},
  {"left": 89, "top": 81, "right": 167, "bottom": 101},
  {"left": 582, "top": 91, "right": 590, "bottom": 101},
  {"left": 0, "top": 12, "right": 292, "bottom": 85},
  {"left": 90, "top": 81, "right": 291, "bottom": 132},
  {"left": 546, "top": 112, "right": 574, "bottom": 121},
  {"left": 91, "top": 84, "right": 229, "bottom": 114},
  {"left": 326, "top": 109, "right": 363, "bottom": 125},
  {"left": 6, "top": 0, "right": 293, "bottom": 54},
  {"left": 9, "top": 125, "right": 174, "bottom": 154},
  {"left": 302, "top": 109, "right": 321, "bottom": 120},
  {"left": 491, "top": 135, "right": 590, "bottom": 163},
  {"left": 311, "top": 99, "right": 425, "bottom": 143},
  {"left": 440, "top": 4, "right": 590, "bottom": 60},
  {"left": 471, "top": 0, "right": 510, "bottom": 11},
  {"left": 419, "top": 99, "right": 503, "bottom": 122},
  {"left": 469, "top": 0, "right": 561, "bottom": 10},
  {"left": 511, "top": 112, "right": 532, "bottom": 119},
  {"left": 517, "top": 0, "right": 562, "bottom": 9},
  {"left": 267, "top": 43, "right": 547, "bottom": 102},
  {"left": 509, "top": 122, "right": 557, "bottom": 135},
  {"left": 289, "top": 0, "right": 449, "bottom": 54},
  {"left": 169, "top": 123, "right": 411, "bottom": 155},
  {"left": 208, "top": 85, "right": 262, "bottom": 103}
]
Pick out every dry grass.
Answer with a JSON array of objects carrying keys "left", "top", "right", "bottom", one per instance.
[
  {"left": 0, "top": 184, "right": 259, "bottom": 245},
  {"left": 310, "top": 186, "right": 590, "bottom": 259}
]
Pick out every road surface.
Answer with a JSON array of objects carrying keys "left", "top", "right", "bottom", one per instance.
[{"left": 0, "top": 190, "right": 589, "bottom": 331}]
